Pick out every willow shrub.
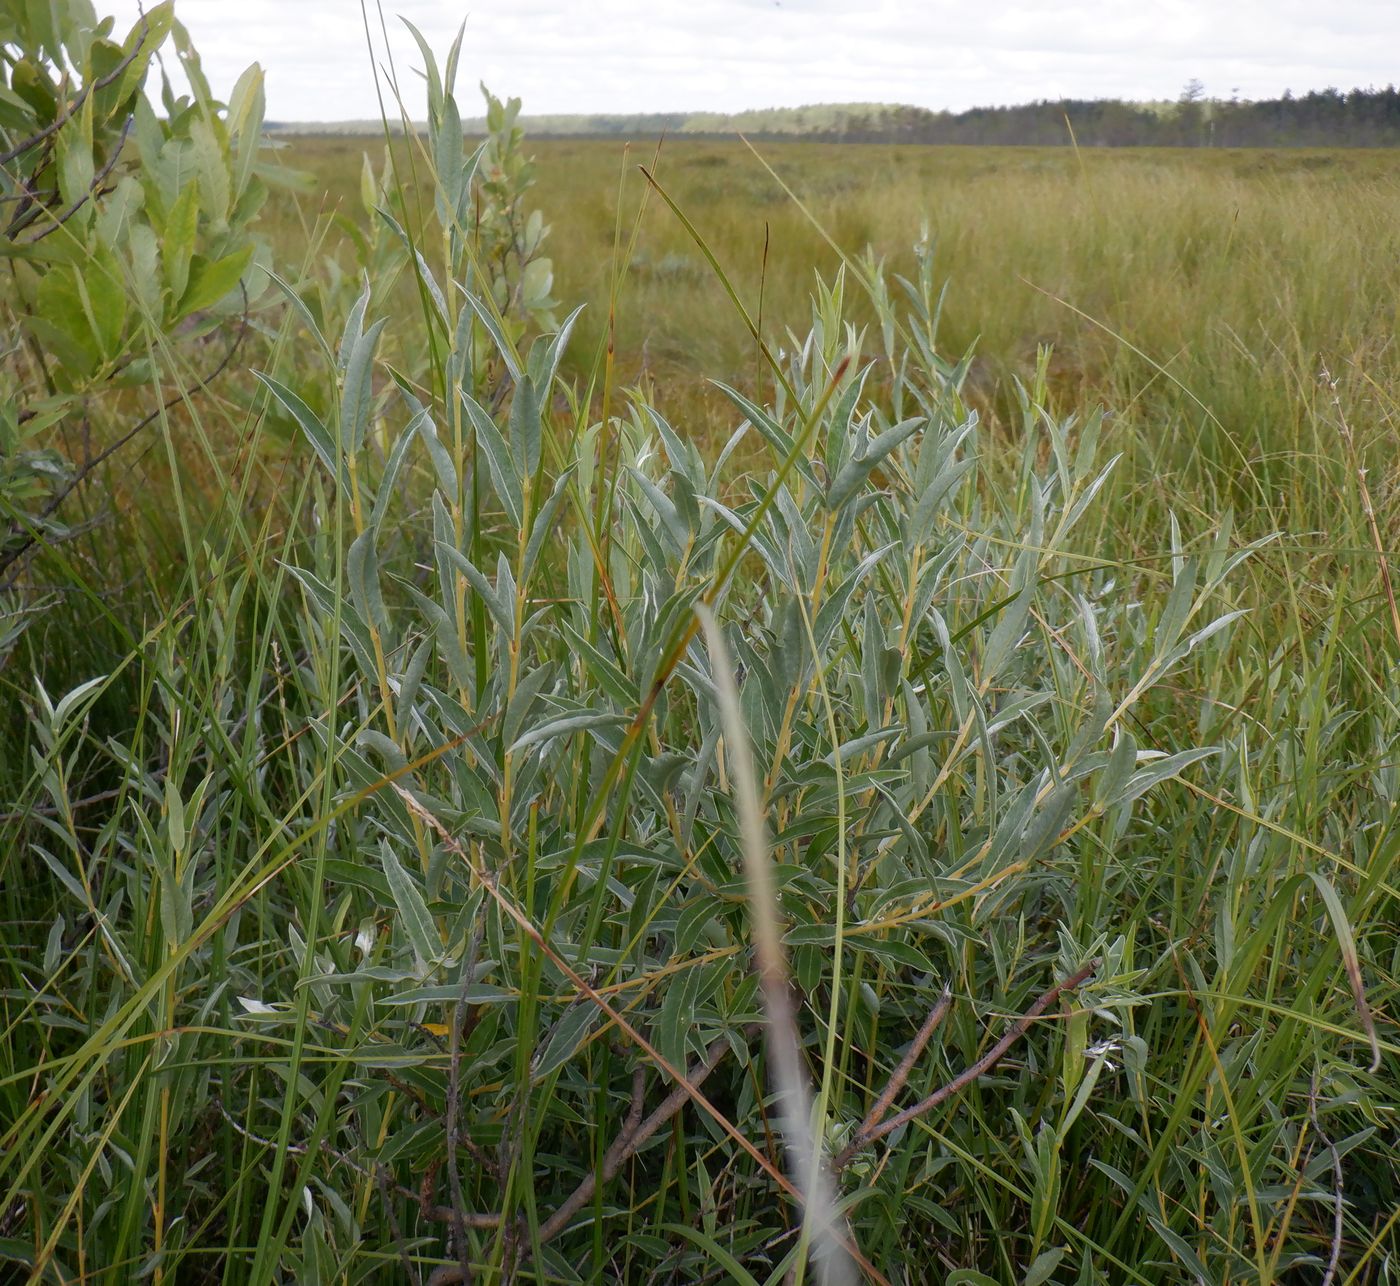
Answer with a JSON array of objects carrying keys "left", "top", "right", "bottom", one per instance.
[{"left": 239, "top": 248, "right": 1248, "bottom": 1274}]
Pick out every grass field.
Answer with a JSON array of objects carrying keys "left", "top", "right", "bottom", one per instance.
[
  {"left": 3, "top": 117, "right": 1398, "bottom": 1284},
  {"left": 275, "top": 137, "right": 1400, "bottom": 537}
]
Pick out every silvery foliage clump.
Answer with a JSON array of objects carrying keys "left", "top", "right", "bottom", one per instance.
[
  {"left": 336, "top": 26, "right": 556, "bottom": 360},
  {"left": 247, "top": 208, "right": 1251, "bottom": 1245}
]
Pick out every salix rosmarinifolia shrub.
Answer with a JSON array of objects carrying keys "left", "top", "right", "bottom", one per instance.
[{"left": 238, "top": 200, "right": 1259, "bottom": 1267}]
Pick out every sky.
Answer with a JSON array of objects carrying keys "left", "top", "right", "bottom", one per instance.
[{"left": 103, "top": 0, "right": 1400, "bottom": 122}]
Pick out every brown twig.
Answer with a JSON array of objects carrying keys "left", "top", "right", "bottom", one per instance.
[
  {"left": 834, "top": 960, "right": 1098, "bottom": 1170},
  {"left": 379, "top": 1164, "right": 419, "bottom": 1285},
  {"left": 423, "top": 1024, "right": 763, "bottom": 1286},
  {"left": 0, "top": 785, "right": 127, "bottom": 825},
  {"left": 0, "top": 286, "right": 250, "bottom": 586},
  {"left": 19, "top": 113, "right": 134, "bottom": 245},
  {"left": 394, "top": 785, "right": 890, "bottom": 1284},
  {"left": 853, "top": 984, "right": 953, "bottom": 1140},
  {"left": 0, "top": 16, "right": 149, "bottom": 171},
  {"left": 537, "top": 1024, "right": 761, "bottom": 1243}
]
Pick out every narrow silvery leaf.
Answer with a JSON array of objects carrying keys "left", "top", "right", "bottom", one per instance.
[
  {"left": 494, "top": 553, "right": 517, "bottom": 625},
  {"left": 540, "top": 303, "right": 585, "bottom": 388},
  {"left": 1118, "top": 747, "right": 1219, "bottom": 806},
  {"left": 368, "top": 411, "right": 420, "bottom": 531},
  {"left": 413, "top": 410, "right": 458, "bottom": 499},
  {"left": 826, "top": 415, "right": 922, "bottom": 509},
  {"left": 558, "top": 620, "right": 637, "bottom": 707},
  {"left": 668, "top": 468, "right": 701, "bottom": 540},
  {"left": 400, "top": 19, "right": 443, "bottom": 114},
  {"left": 501, "top": 663, "right": 554, "bottom": 750},
  {"left": 340, "top": 316, "right": 387, "bottom": 456},
  {"left": 510, "top": 710, "right": 627, "bottom": 755},
  {"left": 981, "top": 582, "right": 1033, "bottom": 686},
  {"left": 432, "top": 493, "right": 461, "bottom": 631},
  {"left": 375, "top": 206, "right": 449, "bottom": 327},
  {"left": 378, "top": 842, "right": 441, "bottom": 973},
  {"left": 643, "top": 402, "right": 704, "bottom": 491},
  {"left": 347, "top": 527, "right": 389, "bottom": 636},
  {"left": 434, "top": 92, "right": 465, "bottom": 219},
  {"left": 696, "top": 496, "right": 790, "bottom": 590},
  {"left": 1095, "top": 729, "right": 1137, "bottom": 809},
  {"left": 1059, "top": 454, "right": 1121, "bottom": 541},
  {"left": 442, "top": 18, "right": 467, "bottom": 96},
  {"left": 1020, "top": 783, "right": 1077, "bottom": 863},
  {"left": 910, "top": 456, "right": 975, "bottom": 538},
  {"left": 823, "top": 726, "right": 902, "bottom": 767},
  {"left": 1307, "top": 872, "right": 1381, "bottom": 1071},
  {"left": 52, "top": 675, "right": 107, "bottom": 732},
  {"left": 337, "top": 277, "right": 370, "bottom": 373},
  {"left": 981, "top": 775, "right": 1045, "bottom": 875},
  {"left": 264, "top": 269, "right": 335, "bottom": 368},
  {"left": 357, "top": 729, "right": 406, "bottom": 772},
  {"left": 406, "top": 587, "right": 473, "bottom": 691},
  {"left": 822, "top": 362, "right": 872, "bottom": 481},
  {"left": 910, "top": 537, "right": 964, "bottom": 627},
  {"left": 458, "top": 288, "right": 523, "bottom": 382},
  {"left": 460, "top": 390, "right": 523, "bottom": 529},
  {"left": 522, "top": 466, "right": 574, "bottom": 582},
  {"left": 861, "top": 594, "right": 884, "bottom": 722},
  {"left": 534, "top": 1004, "right": 599, "bottom": 1078},
  {"left": 509, "top": 374, "right": 543, "bottom": 478},
  {"left": 436, "top": 542, "right": 513, "bottom": 634},
  {"left": 985, "top": 691, "right": 1052, "bottom": 737},
  {"left": 397, "top": 634, "right": 434, "bottom": 729},
  {"left": 772, "top": 483, "right": 814, "bottom": 584},
  {"left": 1154, "top": 555, "right": 1198, "bottom": 658},
  {"left": 255, "top": 373, "right": 349, "bottom": 491},
  {"left": 1163, "top": 609, "right": 1248, "bottom": 667},
  {"left": 629, "top": 466, "right": 687, "bottom": 555},
  {"left": 930, "top": 608, "right": 972, "bottom": 723},
  {"left": 712, "top": 381, "right": 820, "bottom": 488},
  {"left": 284, "top": 564, "right": 377, "bottom": 677},
  {"left": 902, "top": 677, "right": 932, "bottom": 797}
]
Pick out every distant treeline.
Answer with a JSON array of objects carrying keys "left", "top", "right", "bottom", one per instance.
[
  {"left": 267, "top": 86, "right": 1400, "bottom": 148},
  {"left": 821, "top": 88, "right": 1400, "bottom": 147}
]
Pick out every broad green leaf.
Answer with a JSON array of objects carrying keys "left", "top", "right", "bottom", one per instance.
[
  {"left": 162, "top": 180, "right": 199, "bottom": 306},
  {"left": 176, "top": 244, "right": 253, "bottom": 317}
]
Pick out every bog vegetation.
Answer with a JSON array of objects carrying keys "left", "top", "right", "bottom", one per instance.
[{"left": 2, "top": 5, "right": 1397, "bottom": 1285}]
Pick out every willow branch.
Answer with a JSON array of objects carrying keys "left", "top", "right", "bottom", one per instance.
[
  {"left": 0, "top": 17, "right": 148, "bottom": 171},
  {"left": 0, "top": 287, "right": 250, "bottom": 586},
  {"left": 834, "top": 960, "right": 1098, "bottom": 1170}
]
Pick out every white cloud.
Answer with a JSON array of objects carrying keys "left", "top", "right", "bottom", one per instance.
[{"left": 100, "top": 0, "right": 1400, "bottom": 120}]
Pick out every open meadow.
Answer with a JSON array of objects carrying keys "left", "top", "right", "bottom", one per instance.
[
  {"left": 281, "top": 136, "right": 1400, "bottom": 535},
  {"left": 3, "top": 33, "right": 1399, "bottom": 1284}
]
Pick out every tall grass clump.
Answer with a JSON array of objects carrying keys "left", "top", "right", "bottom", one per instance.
[{"left": 3, "top": 13, "right": 1398, "bottom": 1286}]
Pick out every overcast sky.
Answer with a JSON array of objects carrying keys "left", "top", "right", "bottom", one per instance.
[{"left": 104, "top": 0, "right": 1399, "bottom": 121}]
